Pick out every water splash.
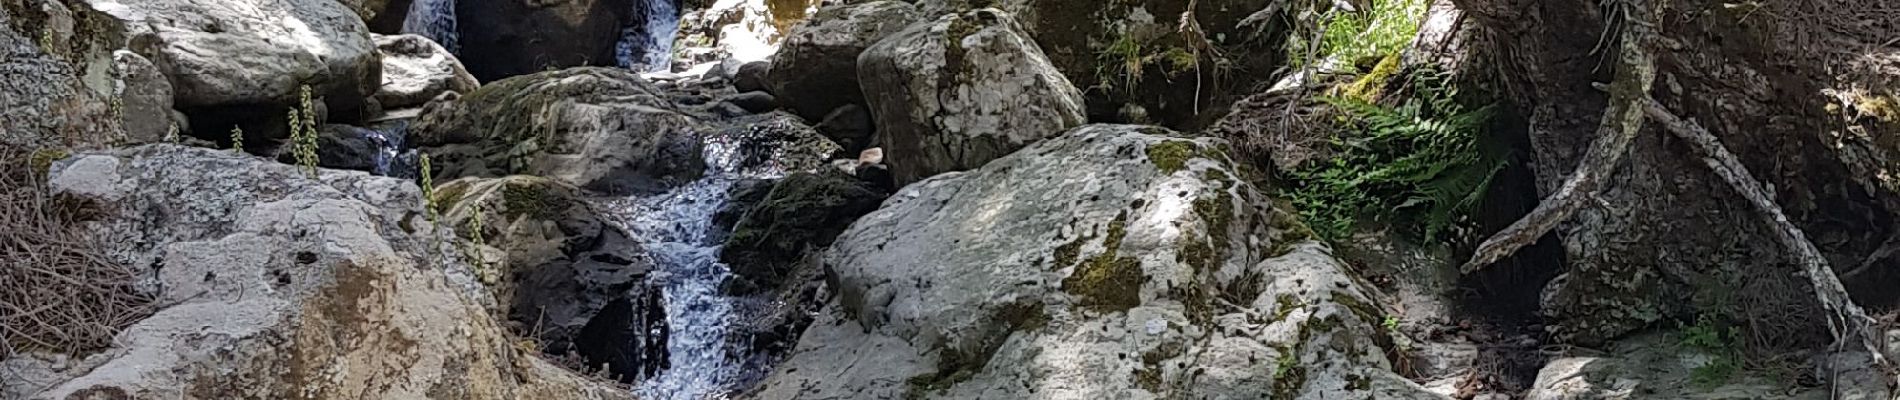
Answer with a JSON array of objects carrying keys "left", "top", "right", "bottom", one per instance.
[
  {"left": 365, "top": 120, "right": 418, "bottom": 179},
  {"left": 617, "top": 0, "right": 679, "bottom": 72},
  {"left": 402, "top": 0, "right": 459, "bottom": 55},
  {"left": 601, "top": 130, "right": 790, "bottom": 399}
]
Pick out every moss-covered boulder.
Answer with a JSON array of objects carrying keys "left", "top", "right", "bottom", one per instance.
[
  {"left": 412, "top": 67, "right": 706, "bottom": 195},
  {"left": 720, "top": 170, "right": 889, "bottom": 294},
  {"left": 752, "top": 124, "right": 1440, "bottom": 399},
  {"left": 857, "top": 7, "right": 1086, "bottom": 186},
  {"left": 766, "top": 1, "right": 921, "bottom": 120}
]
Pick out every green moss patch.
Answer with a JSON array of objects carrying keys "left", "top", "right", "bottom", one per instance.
[
  {"left": 1060, "top": 212, "right": 1146, "bottom": 313},
  {"left": 1145, "top": 140, "right": 1196, "bottom": 174}
]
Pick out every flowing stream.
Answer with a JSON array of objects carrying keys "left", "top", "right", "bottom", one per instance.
[
  {"left": 601, "top": 131, "right": 784, "bottom": 399},
  {"left": 618, "top": 0, "right": 679, "bottom": 72},
  {"left": 401, "top": 0, "right": 459, "bottom": 54}
]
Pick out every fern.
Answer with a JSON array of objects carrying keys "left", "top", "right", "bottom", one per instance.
[{"left": 1286, "top": 67, "right": 1504, "bottom": 241}]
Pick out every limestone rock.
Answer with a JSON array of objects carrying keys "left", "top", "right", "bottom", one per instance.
[
  {"left": 767, "top": 1, "right": 920, "bottom": 120},
  {"left": 857, "top": 8, "right": 1086, "bottom": 185},
  {"left": 1525, "top": 333, "right": 1886, "bottom": 400},
  {"left": 0, "top": 5, "right": 123, "bottom": 149},
  {"left": 411, "top": 67, "right": 705, "bottom": 195},
  {"left": 454, "top": 0, "right": 632, "bottom": 81},
  {"left": 374, "top": 33, "right": 478, "bottom": 109},
  {"left": 109, "top": 50, "right": 177, "bottom": 144},
  {"left": 5, "top": 145, "right": 631, "bottom": 400},
  {"left": 750, "top": 124, "right": 1437, "bottom": 400},
  {"left": 84, "top": 0, "right": 381, "bottom": 116}
]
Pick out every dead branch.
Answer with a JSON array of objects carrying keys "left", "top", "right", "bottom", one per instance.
[
  {"left": 1460, "top": 0, "right": 1657, "bottom": 274},
  {"left": 1638, "top": 97, "right": 1888, "bottom": 373}
]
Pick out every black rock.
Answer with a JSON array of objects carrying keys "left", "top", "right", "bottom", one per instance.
[
  {"left": 724, "top": 91, "right": 778, "bottom": 113},
  {"left": 815, "top": 104, "right": 875, "bottom": 152},
  {"left": 733, "top": 61, "right": 771, "bottom": 93}
]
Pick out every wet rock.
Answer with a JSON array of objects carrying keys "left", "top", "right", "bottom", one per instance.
[
  {"left": 720, "top": 170, "right": 889, "bottom": 294},
  {"left": 271, "top": 124, "right": 381, "bottom": 172},
  {"left": 431, "top": 176, "right": 653, "bottom": 358},
  {"left": 454, "top": 0, "right": 633, "bottom": 81},
  {"left": 767, "top": 1, "right": 921, "bottom": 120},
  {"left": 86, "top": 0, "right": 382, "bottom": 124},
  {"left": 815, "top": 104, "right": 876, "bottom": 152},
  {"left": 753, "top": 124, "right": 1436, "bottom": 399},
  {"left": 4, "top": 145, "right": 632, "bottom": 400},
  {"left": 672, "top": 0, "right": 815, "bottom": 68},
  {"left": 374, "top": 33, "right": 480, "bottom": 109},
  {"left": 724, "top": 91, "right": 779, "bottom": 113},
  {"left": 857, "top": 8, "right": 1086, "bottom": 185},
  {"left": 572, "top": 285, "right": 670, "bottom": 383},
  {"left": 411, "top": 67, "right": 705, "bottom": 195},
  {"left": 716, "top": 112, "right": 843, "bottom": 173}
]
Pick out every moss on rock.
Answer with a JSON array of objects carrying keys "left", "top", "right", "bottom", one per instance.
[{"left": 1060, "top": 212, "right": 1147, "bottom": 313}]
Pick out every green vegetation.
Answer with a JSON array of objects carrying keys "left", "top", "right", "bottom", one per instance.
[
  {"left": 1285, "top": 0, "right": 1428, "bottom": 68},
  {"left": 1680, "top": 314, "right": 1742, "bottom": 387},
  {"left": 420, "top": 153, "right": 439, "bottom": 224},
  {"left": 286, "top": 86, "right": 320, "bottom": 178},
  {"left": 229, "top": 126, "right": 244, "bottom": 153},
  {"left": 1283, "top": 67, "right": 1502, "bottom": 241}
]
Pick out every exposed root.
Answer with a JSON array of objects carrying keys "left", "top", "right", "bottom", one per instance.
[
  {"left": 1460, "top": 0, "right": 1656, "bottom": 274},
  {"left": 1639, "top": 97, "right": 1891, "bottom": 383}
]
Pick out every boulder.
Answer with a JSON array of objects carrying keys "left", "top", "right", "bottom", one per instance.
[
  {"left": 270, "top": 124, "right": 382, "bottom": 172},
  {"left": 84, "top": 0, "right": 382, "bottom": 121},
  {"left": 766, "top": 1, "right": 920, "bottom": 120},
  {"left": 857, "top": 8, "right": 1086, "bottom": 185},
  {"left": 711, "top": 112, "right": 842, "bottom": 174},
  {"left": 332, "top": 0, "right": 394, "bottom": 23},
  {"left": 751, "top": 124, "right": 1437, "bottom": 399},
  {"left": 4, "top": 145, "right": 631, "bottom": 399},
  {"left": 430, "top": 176, "right": 662, "bottom": 379},
  {"left": 815, "top": 104, "right": 875, "bottom": 152},
  {"left": 732, "top": 61, "right": 772, "bottom": 93},
  {"left": 723, "top": 91, "right": 778, "bottom": 113},
  {"left": 110, "top": 50, "right": 178, "bottom": 144},
  {"left": 454, "top": 0, "right": 632, "bottom": 82},
  {"left": 411, "top": 67, "right": 705, "bottom": 195},
  {"left": 374, "top": 33, "right": 479, "bottom": 109},
  {"left": 720, "top": 170, "right": 888, "bottom": 294}
]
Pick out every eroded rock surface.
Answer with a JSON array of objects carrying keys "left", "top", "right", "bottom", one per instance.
[
  {"left": 858, "top": 8, "right": 1086, "bottom": 185},
  {"left": 374, "top": 33, "right": 478, "bottom": 109},
  {"left": 750, "top": 124, "right": 1438, "bottom": 399},
  {"left": 4, "top": 145, "right": 631, "bottom": 400}
]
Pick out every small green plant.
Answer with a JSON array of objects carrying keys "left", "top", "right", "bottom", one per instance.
[
  {"left": 1680, "top": 314, "right": 1743, "bottom": 387},
  {"left": 229, "top": 126, "right": 244, "bottom": 153},
  {"left": 462, "top": 205, "right": 490, "bottom": 284},
  {"left": 164, "top": 122, "right": 180, "bottom": 143},
  {"left": 1284, "top": 67, "right": 1504, "bottom": 241},
  {"left": 420, "top": 153, "right": 438, "bottom": 224},
  {"left": 1285, "top": 0, "right": 1428, "bottom": 68},
  {"left": 286, "top": 86, "right": 320, "bottom": 178},
  {"left": 37, "top": 29, "right": 54, "bottom": 53},
  {"left": 1382, "top": 315, "right": 1401, "bottom": 334}
]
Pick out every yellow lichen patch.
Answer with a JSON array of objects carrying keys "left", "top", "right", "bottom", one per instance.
[
  {"left": 1337, "top": 54, "right": 1402, "bottom": 102},
  {"left": 1854, "top": 92, "right": 1899, "bottom": 122}
]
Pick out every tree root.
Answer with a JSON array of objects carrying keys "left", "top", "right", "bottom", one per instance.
[
  {"left": 1459, "top": 0, "right": 1656, "bottom": 274},
  {"left": 1639, "top": 97, "right": 1889, "bottom": 380}
]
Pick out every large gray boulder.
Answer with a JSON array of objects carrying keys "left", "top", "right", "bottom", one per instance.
[
  {"left": 2, "top": 145, "right": 631, "bottom": 399},
  {"left": 1524, "top": 333, "right": 1887, "bottom": 400},
  {"left": 373, "top": 33, "right": 478, "bottom": 109},
  {"left": 750, "top": 125, "right": 1439, "bottom": 399},
  {"left": 766, "top": 1, "right": 921, "bottom": 120},
  {"left": 83, "top": 0, "right": 381, "bottom": 114},
  {"left": 411, "top": 67, "right": 705, "bottom": 195},
  {"left": 0, "top": 3, "right": 123, "bottom": 149},
  {"left": 857, "top": 8, "right": 1086, "bottom": 185}
]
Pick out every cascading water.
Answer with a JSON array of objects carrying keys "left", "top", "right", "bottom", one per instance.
[
  {"left": 601, "top": 130, "right": 790, "bottom": 399},
  {"left": 365, "top": 120, "right": 419, "bottom": 179},
  {"left": 618, "top": 0, "right": 679, "bottom": 72},
  {"left": 402, "top": 0, "right": 459, "bottom": 54}
]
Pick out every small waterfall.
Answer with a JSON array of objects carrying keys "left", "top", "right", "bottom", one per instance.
[
  {"left": 617, "top": 0, "right": 679, "bottom": 72},
  {"left": 602, "top": 130, "right": 789, "bottom": 399},
  {"left": 365, "top": 120, "right": 419, "bottom": 179},
  {"left": 403, "top": 0, "right": 460, "bottom": 54}
]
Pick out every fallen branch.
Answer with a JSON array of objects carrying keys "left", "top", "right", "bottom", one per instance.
[
  {"left": 1639, "top": 97, "right": 1887, "bottom": 372},
  {"left": 1459, "top": 1, "right": 1657, "bottom": 274}
]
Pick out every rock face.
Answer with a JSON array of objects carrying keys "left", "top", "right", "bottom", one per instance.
[
  {"left": 411, "top": 67, "right": 705, "bottom": 195},
  {"left": 374, "top": 33, "right": 479, "bottom": 109},
  {"left": 6, "top": 145, "right": 631, "bottom": 399},
  {"left": 454, "top": 0, "right": 631, "bottom": 82},
  {"left": 430, "top": 175, "right": 657, "bottom": 369},
  {"left": 1524, "top": 333, "right": 1887, "bottom": 400},
  {"left": 858, "top": 8, "right": 1086, "bottom": 185},
  {"left": 766, "top": 1, "right": 920, "bottom": 120},
  {"left": 0, "top": 3, "right": 123, "bottom": 149},
  {"left": 751, "top": 125, "right": 1437, "bottom": 399},
  {"left": 110, "top": 50, "right": 177, "bottom": 144},
  {"left": 270, "top": 124, "right": 380, "bottom": 171},
  {"left": 720, "top": 170, "right": 888, "bottom": 294},
  {"left": 84, "top": 0, "right": 381, "bottom": 120}
]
